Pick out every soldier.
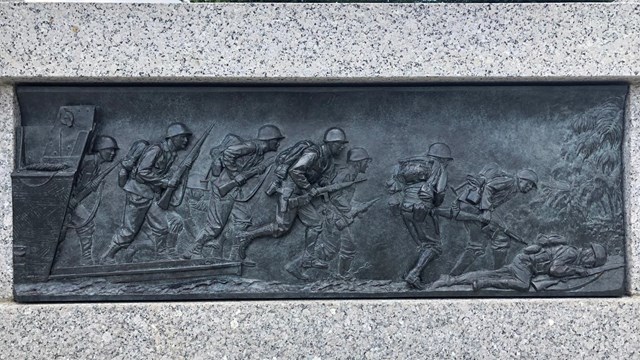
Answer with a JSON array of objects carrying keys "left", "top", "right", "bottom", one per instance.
[
  {"left": 387, "top": 143, "right": 452, "bottom": 289},
  {"left": 101, "top": 123, "right": 192, "bottom": 263},
  {"left": 66, "top": 135, "right": 119, "bottom": 265},
  {"left": 315, "top": 147, "right": 373, "bottom": 279},
  {"left": 183, "top": 125, "right": 285, "bottom": 260},
  {"left": 447, "top": 166, "right": 538, "bottom": 276},
  {"left": 234, "top": 127, "right": 349, "bottom": 280},
  {"left": 431, "top": 234, "right": 608, "bottom": 292}
]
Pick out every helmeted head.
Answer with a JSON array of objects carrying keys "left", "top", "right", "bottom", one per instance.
[
  {"left": 257, "top": 124, "right": 285, "bottom": 152},
  {"left": 347, "top": 147, "right": 372, "bottom": 173},
  {"left": 165, "top": 122, "right": 192, "bottom": 150},
  {"left": 93, "top": 135, "right": 119, "bottom": 162},
  {"left": 516, "top": 169, "right": 538, "bottom": 193},
  {"left": 427, "top": 142, "right": 453, "bottom": 168},
  {"left": 589, "top": 243, "right": 607, "bottom": 267},
  {"left": 323, "top": 127, "right": 348, "bottom": 157}
]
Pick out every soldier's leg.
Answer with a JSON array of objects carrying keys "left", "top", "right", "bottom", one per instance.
[
  {"left": 405, "top": 215, "right": 442, "bottom": 288},
  {"left": 337, "top": 229, "right": 356, "bottom": 278},
  {"left": 450, "top": 221, "right": 486, "bottom": 276},
  {"left": 145, "top": 203, "right": 171, "bottom": 258},
  {"left": 298, "top": 202, "right": 326, "bottom": 269},
  {"left": 491, "top": 233, "right": 511, "bottom": 269},
  {"left": 401, "top": 210, "right": 423, "bottom": 245},
  {"left": 224, "top": 201, "right": 252, "bottom": 260},
  {"left": 75, "top": 220, "right": 96, "bottom": 265},
  {"left": 185, "top": 191, "right": 234, "bottom": 259},
  {"left": 103, "top": 193, "right": 153, "bottom": 262},
  {"left": 70, "top": 203, "right": 95, "bottom": 265}
]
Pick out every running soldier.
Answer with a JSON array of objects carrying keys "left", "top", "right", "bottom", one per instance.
[
  {"left": 101, "top": 123, "right": 192, "bottom": 263},
  {"left": 387, "top": 143, "right": 453, "bottom": 289},
  {"left": 315, "top": 147, "right": 374, "bottom": 279},
  {"left": 234, "top": 127, "right": 349, "bottom": 280},
  {"left": 446, "top": 166, "right": 538, "bottom": 276},
  {"left": 183, "top": 125, "right": 285, "bottom": 260}
]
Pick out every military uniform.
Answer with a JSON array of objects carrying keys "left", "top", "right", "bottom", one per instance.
[
  {"left": 316, "top": 165, "right": 359, "bottom": 278},
  {"left": 189, "top": 140, "right": 270, "bottom": 258},
  {"left": 236, "top": 143, "right": 332, "bottom": 265},
  {"left": 449, "top": 172, "right": 520, "bottom": 276},
  {"left": 111, "top": 140, "right": 179, "bottom": 252},
  {"left": 436, "top": 242, "right": 607, "bottom": 292},
  {"left": 66, "top": 155, "right": 103, "bottom": 263}
]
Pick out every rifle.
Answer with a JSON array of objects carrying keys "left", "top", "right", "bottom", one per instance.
[
  {"left": 531, "top": 263, "right": 624, "bottom": 291},
  {"left": 335, "top": 197, "right": 380, "bottom": 230},
  {"left": 434, "top": 206, "right": 528, "bottom": 245},
  {"left": 216, "top": 157, "right": 275, "bottom": 197},
  {"left": 288, "top": 178, "right": 367, "bottom": 209},
  {"left": 158, "top": 122, "right": 215, "bottom": 210},
  {"left": 68, "top": 160, "right": 121, "bottom": 210}
]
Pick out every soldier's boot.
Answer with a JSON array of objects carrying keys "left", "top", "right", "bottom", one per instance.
[
  {"left": 337, "top": 255, "right": 354, "bottom": 280},
  {"left": 493, "top": 249, "right": 508, "bottom": 269},
  {"left": 300, "top": 248, "right": 329, "bottom": 269},
  {"left": 210, "top": 237, "right": 224, "bottom": 259},
  {"left": 234, "top": 224, "right": 277, "bottom": 260},
  {"left": 472, "top": 279, "right": 489, "bottom": 292},
  {"left": 101, "top": 242, "right": 125, "bottom": 265},
  {"left": 182, "top": 237, "right": 208, "bottom": 260},
  {"left": 166, "top": 233, "right": 179, "bottom": 258},
  {"left": 404, "top": 248, "right": 437, "bottom": 290},
  {"left": 449, "top": 250, "right": 477, "bottom": 276},
  {"left": 430, "top": 275, "right": 455, "bottom": 289},
  {"left": 285, "top": 256, "right": 310, "bottom": 281},
  {"left": 78, "top": 235, "right": 94, "bottom": 266},
  {"left": 155, "top": 235, "right": 170, "bottom": 260}
]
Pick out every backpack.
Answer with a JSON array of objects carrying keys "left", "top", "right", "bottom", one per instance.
[
  {"left": 395, "top": 156, "right": 432, "bottom": 185},
  {"left": 117, "top": 139, "right": 150, "bottom": 188},
  {"left": 464, "top": 163, "right": 509, "bottom": 205},
  {"left": 207, "top": 133, "right": 245, "bottom": 177},
  {"left": 272, "top": 140, "right": 317, "bottom": 180}
]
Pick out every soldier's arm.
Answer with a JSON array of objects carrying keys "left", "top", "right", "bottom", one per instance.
[
  {"left": 330, "top": 170, "right": 354, "bottom": 214},
  {"left": 549, "top": 248, "right": 588, "bottom": 277},
  {"left": 288, "top": 151, "right": 317, "bottom": 190},
  {"left": 222, "top": 142, "right": 256, "bottom": 173},
  {"left": 135, "top": 146, "right": 168, "bottom": 187}
]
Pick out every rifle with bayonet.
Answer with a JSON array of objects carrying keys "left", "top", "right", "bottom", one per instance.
[
  {"left": 216, "top": 157, "right": 275, "bottom": 197},
  {"left": 288, "top": 178, "right": 367, "bottom": 210},
  {"left": 335, "top": 197, "right": 380, "bottom": 230},
  {"left": 158, "top": 122, "right": 215, "bottom": 210}
]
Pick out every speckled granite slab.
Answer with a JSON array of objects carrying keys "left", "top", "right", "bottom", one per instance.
[{"left": 1, "top": 2, "right": 640, "bottom": 358}]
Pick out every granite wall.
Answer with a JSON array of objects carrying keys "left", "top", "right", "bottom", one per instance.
[{"left": 1, "top": 3, "right": 640, "bottom": 358}]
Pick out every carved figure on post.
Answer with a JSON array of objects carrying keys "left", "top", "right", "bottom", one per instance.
[
  {"left": 387, "top": 143, "right": 453, "bottom": 289},
  {"left": 183, "top": 125, "right": 285, "bottom": 260},
  {"left": 235, "top": 127, "right": 350, "bottom": 280}
]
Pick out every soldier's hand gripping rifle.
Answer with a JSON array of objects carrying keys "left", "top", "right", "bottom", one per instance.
[
  {"left": 67, "top": 160, "right": 121, "bottom": 210},
  {"left": 158, "top": 122, "right": 215, "bottom": 210},
  {"left": 288, "top": 178, "right": 367, "bottom": 210},
  {"left": 217, "top": 157, "right": 276, "bottom": 197},
  {"left": 335, "top": 197, "right": 380, "bottom": 230},
  {"left": 432, "top": 206, "right": 528, "bottom": 245}
]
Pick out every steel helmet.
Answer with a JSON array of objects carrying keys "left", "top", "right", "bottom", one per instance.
[
  {"left": 427, "top": 143, "right": 453, "bottom": 160},
  {"left": 257, "top": 125, "right": 285, "bottom": 141},
  {"left": 165, "top": 123, "right": 192, "bottom": 139},
  {"left": 93, "top": 135, "right": 119, "bottom": 151},
  {"left": 323, "top": 127, "right": 348, "bottom": 143},
  {"left": 590, "top": 243, "right": 607, "bottom": 267},
  {"left": 517, "top": 169, "right": 538, "bottom": 188},
  {"left": 347, "top": 147, "right": 371, "bottom": 162}
]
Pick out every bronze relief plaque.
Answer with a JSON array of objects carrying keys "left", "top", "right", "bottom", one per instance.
[{"left": 12, "top": 85, "right": 627, "bottom": 301}]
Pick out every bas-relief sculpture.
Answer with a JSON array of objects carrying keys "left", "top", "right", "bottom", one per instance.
[{"left": 11, "top": 85, "right": 627, "bottom": 301}]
